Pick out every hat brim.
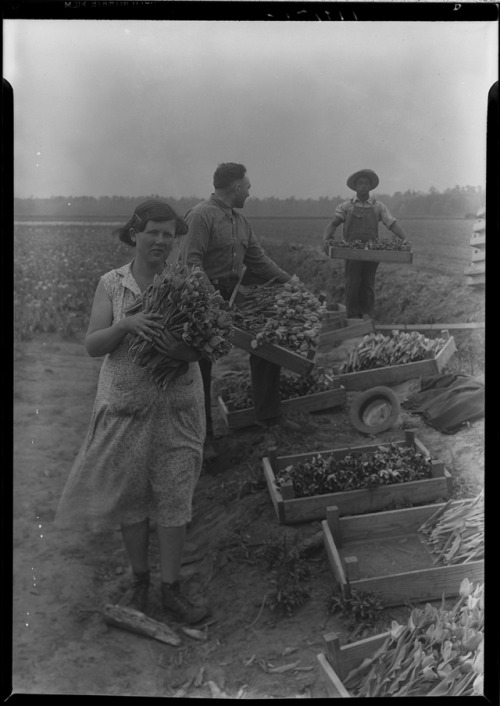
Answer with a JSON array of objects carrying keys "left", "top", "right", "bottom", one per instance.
[{"left": 347, "top": 170, "right": 380, "bottom": 191}]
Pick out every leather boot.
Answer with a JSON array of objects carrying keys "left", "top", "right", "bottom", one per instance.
[
  {"left": 121, "top": 570, "right": 150, "bottom": 613},
  {"left": 161, "top": 581, "right": 209, "bottom": 624}
]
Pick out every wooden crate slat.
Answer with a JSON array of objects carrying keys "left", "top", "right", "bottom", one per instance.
[
  {"left": 349, "top": 561, "right": 484, "bottom": 607},
  {"left": 470, "top": 250, "right": 486, "bottom": 263},
  {"left": 470, "top": 235, "right": 485, "bottom": 248},
  {"left": 328, "top": 247, "right": 413, "bottom": 263},
  {"left": 466, "top": 274, "right": 485, "bottom": 286},
  {"left": 317, "top": 653, "right": 351, "bottom": 697},
  {"left": 464, "top": 264, "right": 485, "bottom": 276},
  {"left": 335, "top": 502, "right": 451, "bottom": 542},
  {"left": 323, "top": 631, "right": 391, "bottom": 681},
  {"left": 218, "top": 387, "right": 346, "bottom": 429},
  {"left": 319, "top": 318, "right": 374, "bottom": 346},
  {"left": 321, "top": 520, "right": 349, "bottom": 591},
  {"left": 230, "top": 327, "right": 315, "bottom": 376},
  {"left": 273, "top": 436, "right": 413, "bottom": 469},
  {"left": 335, "top": 334, "right": 456, "bottom": 391},
  {"left": 280, "top": 476, "right": 450, "bottom": 523}
]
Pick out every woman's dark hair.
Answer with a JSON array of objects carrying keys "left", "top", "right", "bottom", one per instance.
[
  {"left": 213, "top": 163, "right": 247, "bottom": 190},
  {"left": 114, "top": 199, "right": 189, "bottom": 246}
]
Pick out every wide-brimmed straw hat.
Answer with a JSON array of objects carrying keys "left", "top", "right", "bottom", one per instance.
[{"left": 346, "top": 169, "right": 380, "bottom": 191}]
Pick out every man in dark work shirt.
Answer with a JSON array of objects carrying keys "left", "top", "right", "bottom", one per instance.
[{"left": 181, "top": 162, "right": 301, "bottom": 458}]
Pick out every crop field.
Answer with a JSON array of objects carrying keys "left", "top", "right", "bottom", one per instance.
[{"left": 14, "top": 218, "right": 484, "bottom": 349}]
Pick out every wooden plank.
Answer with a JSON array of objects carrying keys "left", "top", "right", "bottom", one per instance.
[
  {"left": 470, "top": 233, "right": 485, "bottom": 246},
  {"left": 274, "top": 438, "right": 409, "bottom": 469},
  {"left": 328, "top": 246, "right": 413, "bottom": 263},
  {"left": 101, "top": 604, "right": 181, "bottom": 646},
  {"left": 374, "top": 322, "right": 485, "bottom": 331},
  {"left": 349, "top": 561, "right": 484, "bottom": 607},
  {"left": 464, "top": 264, "right": 485, "bottom": 276},
  {"left": 317, "top": 653, "right": 351, "bottom": 698},
  {"left": 230, "top": 327, "right": 316, "bottom": 376},
  {"left": 323, "top": 631, "right": 390, "bottom": 680},
  {"left": 319, "top": 318, "right": 374, "bottom": 346},
  {"left": 466, "top": 274, "right": 485, "bottom": 286},
  {"left": 281, "top": 476, "right": 450, "bottom": 523},
  {"left": 218, "top": 387, "right": 346, "bottom": 429},
  {"left": 337, "top": 501, "right": 458, "bottom": 542},
  {"left": 321, "top": 520, "right": 349, "bottom": 593},
  {"left": 262, "top": 456, "right": 282, "bottom": 520},
  {"left": 335, "top": 335, "right": 456, "bottom": 391},
  {"left": 470, "top": 250, "right": 486, "bottom": 263}
]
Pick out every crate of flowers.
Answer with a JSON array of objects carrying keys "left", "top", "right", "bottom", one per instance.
[
  {"left": 321, "top": 493, "right": 484, "bottom": 606},
  {"left": 327, "top": 237, "right": 414, "bottom": 263},
  {"left": 230, "top": 276, "right": 326, "bottom": 376},
  {"left": 262, "top": 430, "right": 451, "bottom": 524},
  {"left": 317, "top": 578, "right": 484, "bottom": 697},
  {"left": 216, "top": 368, "right": 346, "bottom": 429},
  {"left": 335, "top": 330, "right": 456, "bottom": 391}
]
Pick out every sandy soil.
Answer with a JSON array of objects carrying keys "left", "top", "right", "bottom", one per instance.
[{"left": 11, "top": 333, "right": 484, "bottom": 698}]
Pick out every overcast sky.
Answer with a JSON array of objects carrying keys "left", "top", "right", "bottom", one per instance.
[{"left": 4, "top": 20, "right": 498, "bottom": 200}]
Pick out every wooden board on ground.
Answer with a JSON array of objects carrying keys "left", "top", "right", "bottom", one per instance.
[
  {"left": 218, "top": 385, "right": 346, "bottom": 430},
  {"left": 321, "top": 501, "right": 484, "bottom": 607},
  {"left": 262, "top": 430, "right": 451, "bottom": 524},
  {"left": 334, "top": 331, "right": 456, "bottom": 391},
  {"left": 328, "top": 246, "right": 413, "bottom": 264},
  {"left": 230, "top": 327, "right": 316, "bottom": 376},
  {"left": 101, "top": 604, "right": 181, "bottom": 646}
]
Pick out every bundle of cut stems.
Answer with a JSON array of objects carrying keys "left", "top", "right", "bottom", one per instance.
[
  {"left": 419, "top": 492, "right": 484, "bottom": 565},
  {"left": 125, "top": 263, "right": 233, "bottom": 389}
]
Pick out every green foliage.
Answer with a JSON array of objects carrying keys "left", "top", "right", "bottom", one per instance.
[
  {"left": 327, "top": 588, "right": 384, "bottom": 629},
  {"left": 343, "top": 580, "right": 484, "bottom": 697},
  {"left": 275, "top": 443, "right": 432, "bottom": 498},
  {"left": 255, "top": 536, "right": 311, "bottom": 617}
]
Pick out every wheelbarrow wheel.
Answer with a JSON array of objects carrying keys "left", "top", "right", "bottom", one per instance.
[{"left": 349, "top": 386, "right": 401, "bottom": 434}]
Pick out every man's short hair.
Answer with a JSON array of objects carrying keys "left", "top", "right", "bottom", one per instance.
[{"left": 213, "top": 163, "right": 247, "bottom": 189}]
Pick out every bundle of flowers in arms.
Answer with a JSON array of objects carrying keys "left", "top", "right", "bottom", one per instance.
[{"left": 125, "top": 263, "right": 233, "bottom": 389}]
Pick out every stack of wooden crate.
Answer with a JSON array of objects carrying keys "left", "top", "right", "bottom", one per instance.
[{"left": 464, "top": 206, "right": 485, "bottom": 286}]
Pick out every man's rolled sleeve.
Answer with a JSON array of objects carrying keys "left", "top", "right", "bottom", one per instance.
[{"left": 334, "top": 203, "right": 348, "bottom": 222}]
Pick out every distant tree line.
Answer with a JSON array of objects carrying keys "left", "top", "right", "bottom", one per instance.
[{"left": 14, "top": 185, "right": 485, "bottom": 220}]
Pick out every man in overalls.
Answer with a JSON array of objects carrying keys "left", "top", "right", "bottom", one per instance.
[{"left": 322, "top": 169, "right": 408, "bottom": 318}]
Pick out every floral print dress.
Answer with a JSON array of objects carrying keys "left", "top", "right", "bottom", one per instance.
[{"left": 55, "top": 262, "right": 205, "bottom": 531}]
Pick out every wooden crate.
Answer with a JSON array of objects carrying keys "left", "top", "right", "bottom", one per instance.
[
  {"left": 230, "top": 327, "right": 316, "bottom": 376},
  {"left": 319, "top": 317, "right": 374, "bottom": 347},
  {"left": 470, "top": 232, "right": 485, "bottom": 247},
  {"left": 262, "top": 430, "right": 452, "bottom": 524},
  {"left": 218, "top": 385, "right": 346, "bottom": 430},
  {"left": 321, "top": 501, "right": 484, "bottom": 607},
  {"left": 328, "top": 246, "right": 413, "bottom": 264},
  {"left": 334, "top": 330, "right": 456, "bottom": 391},
  {"left": 470, "top": 249, "right": 486, "bottom": 263},
  {"left": 466, "top": 274, "right": 485, "bottom": 286},
  {"left": 464, "top": 264, "right": 485, "bottom": 276},
  {"left": 317, "top": 631, "right": 391, "bottom": 697}
]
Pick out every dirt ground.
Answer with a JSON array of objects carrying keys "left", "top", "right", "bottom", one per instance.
[{"left": 11, "top": 333, "right": 484, "bottom": 698}]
